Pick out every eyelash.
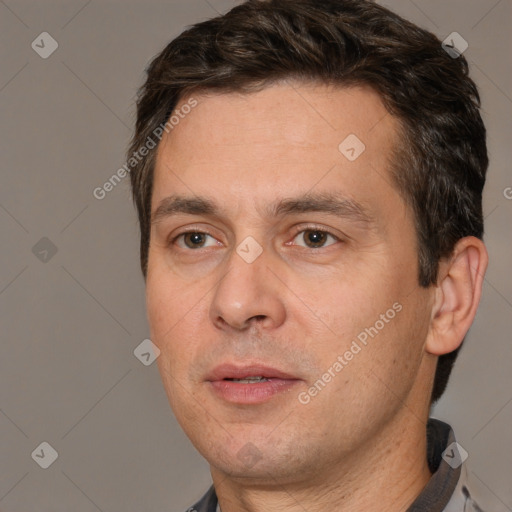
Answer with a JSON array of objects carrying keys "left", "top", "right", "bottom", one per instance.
[{"left": 170, "top": 224, "right": 341, "bottom": 251}]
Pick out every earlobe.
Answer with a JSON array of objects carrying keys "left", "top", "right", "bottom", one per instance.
[{"left": 426, "top": 236, "right": 488, "bottom": 356}]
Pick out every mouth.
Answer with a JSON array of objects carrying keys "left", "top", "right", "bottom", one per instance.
[
  {"left": 224, "top": 376, "right": 271, "bottom": 383},
  {"left": 206, "top": 364, "right": 301, "bottom": 404}
]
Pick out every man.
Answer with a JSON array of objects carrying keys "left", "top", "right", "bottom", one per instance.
[{"left": 128, "top": 0, "right": 489, "bottom": 510}]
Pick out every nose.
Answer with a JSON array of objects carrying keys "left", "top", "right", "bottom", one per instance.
[{"left": 209, "top": 243, "right": 287, "bottom": 332}]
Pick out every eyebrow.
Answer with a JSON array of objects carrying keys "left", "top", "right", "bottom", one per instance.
[{"left": 151, "top": 191, "right": 375, "bottom": 227}]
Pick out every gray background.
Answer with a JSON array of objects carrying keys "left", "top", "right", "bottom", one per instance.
[{"left": 0, "top": 0, "right": 511, "bottom": 510}]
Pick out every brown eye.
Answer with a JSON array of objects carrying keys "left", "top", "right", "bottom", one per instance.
[
  {"left": 292, "top": 229, "right": 338, "bottom": 249},
  {"left": 184, "top": 232, "right": 206, "bottom": 248},
  {"left": 303, "top": 230, "right": 327, "bottom": 248},
  {"left": 174, "top": 232, "right": 218, "bottom": 249}
]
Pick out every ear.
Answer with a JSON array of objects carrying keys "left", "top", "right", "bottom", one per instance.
[{"left": 426, "top": 236, "right": 488, "bottom": 356}]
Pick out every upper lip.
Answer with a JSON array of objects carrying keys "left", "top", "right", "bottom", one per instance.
[{"left": 206, "top": 363, "right": 299, "bottom": 381}]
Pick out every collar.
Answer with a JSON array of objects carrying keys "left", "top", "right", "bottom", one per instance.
[
  {"left": 189, "top": 418, "right": 464, "bottom": 512},
  {"left": 406, "top": 418, "right": 461, "bottom": 511}
]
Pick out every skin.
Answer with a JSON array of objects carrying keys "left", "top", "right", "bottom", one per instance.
[{"left": 146, "top": 81, "right": 488, "bottom": 511}]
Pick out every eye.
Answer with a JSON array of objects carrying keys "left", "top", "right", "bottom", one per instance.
[
  {"left": 173, "top": 231, "right": 220, "bottom": 250},
  {"left": 289, "top": 227, "right": 340, "bottom": 249}
]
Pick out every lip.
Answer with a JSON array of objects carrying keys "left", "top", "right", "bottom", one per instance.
[
  {"left": 206, "top": 363, "right": 301, "bottom": 404},
  {"left": 206, "top": 363, "right": 299, "bottom": 381}
]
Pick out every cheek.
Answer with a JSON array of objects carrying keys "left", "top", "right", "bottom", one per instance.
[
  {"left": 146, "top": 271, "right": 209, "bottom": 370},
  {"left": 146, "top": 276, "right": 200, "bottom": 414},
  {"left": 146, "top": 271, "right": 189, "bottom": 364},
  {"left": 146, "top": 283, "right": 173, "bottom": 342},
  {"left": 351, "top": 295, "right": 430, "bottom": 405},
  {"left": 312, "top": 285, "right": 429, "bottom": 403},
  {"left": 146, "top": 255, "right": 195, "bottom": 331}
]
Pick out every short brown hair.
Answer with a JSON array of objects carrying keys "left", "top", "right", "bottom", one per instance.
[{"left": 128, "top": 0, "right": 488, "bottom": 404}]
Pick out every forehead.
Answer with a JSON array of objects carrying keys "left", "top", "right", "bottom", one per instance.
[
  {"left": 152, "top": 81, "right": 404, "bottom": 221},
  {"left": 159, "top": 81, "right": 395, "bottom": 152}
]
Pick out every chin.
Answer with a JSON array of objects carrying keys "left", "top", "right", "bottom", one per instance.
[{"left": 202, "top": 434, "right": 310, "bottom": 482}]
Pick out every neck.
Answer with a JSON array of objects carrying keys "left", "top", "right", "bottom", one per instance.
[{"left": 211, "top": 409, "right": 432, "bottom": 512}]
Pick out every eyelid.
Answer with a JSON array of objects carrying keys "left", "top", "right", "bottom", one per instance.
[{"left": 289, "top": 223, "right": 340, "bottom": 238}]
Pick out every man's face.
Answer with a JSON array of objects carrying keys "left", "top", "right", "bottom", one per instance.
[{"left": 147, "top": 82, "right": 435, "bottom": 482}]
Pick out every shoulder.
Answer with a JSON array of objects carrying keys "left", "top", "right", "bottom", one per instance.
[{"left": 443, "top": 465, "right": 487, "bottom": 512}]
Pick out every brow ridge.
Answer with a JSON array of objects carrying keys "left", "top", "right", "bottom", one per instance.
[{"left": 151, "top": 191, "right": 374, "bottom": 226}]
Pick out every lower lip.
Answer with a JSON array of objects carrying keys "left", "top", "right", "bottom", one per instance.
[{"left": 209, "top": 379, "right": 299, "bottom": 404}]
